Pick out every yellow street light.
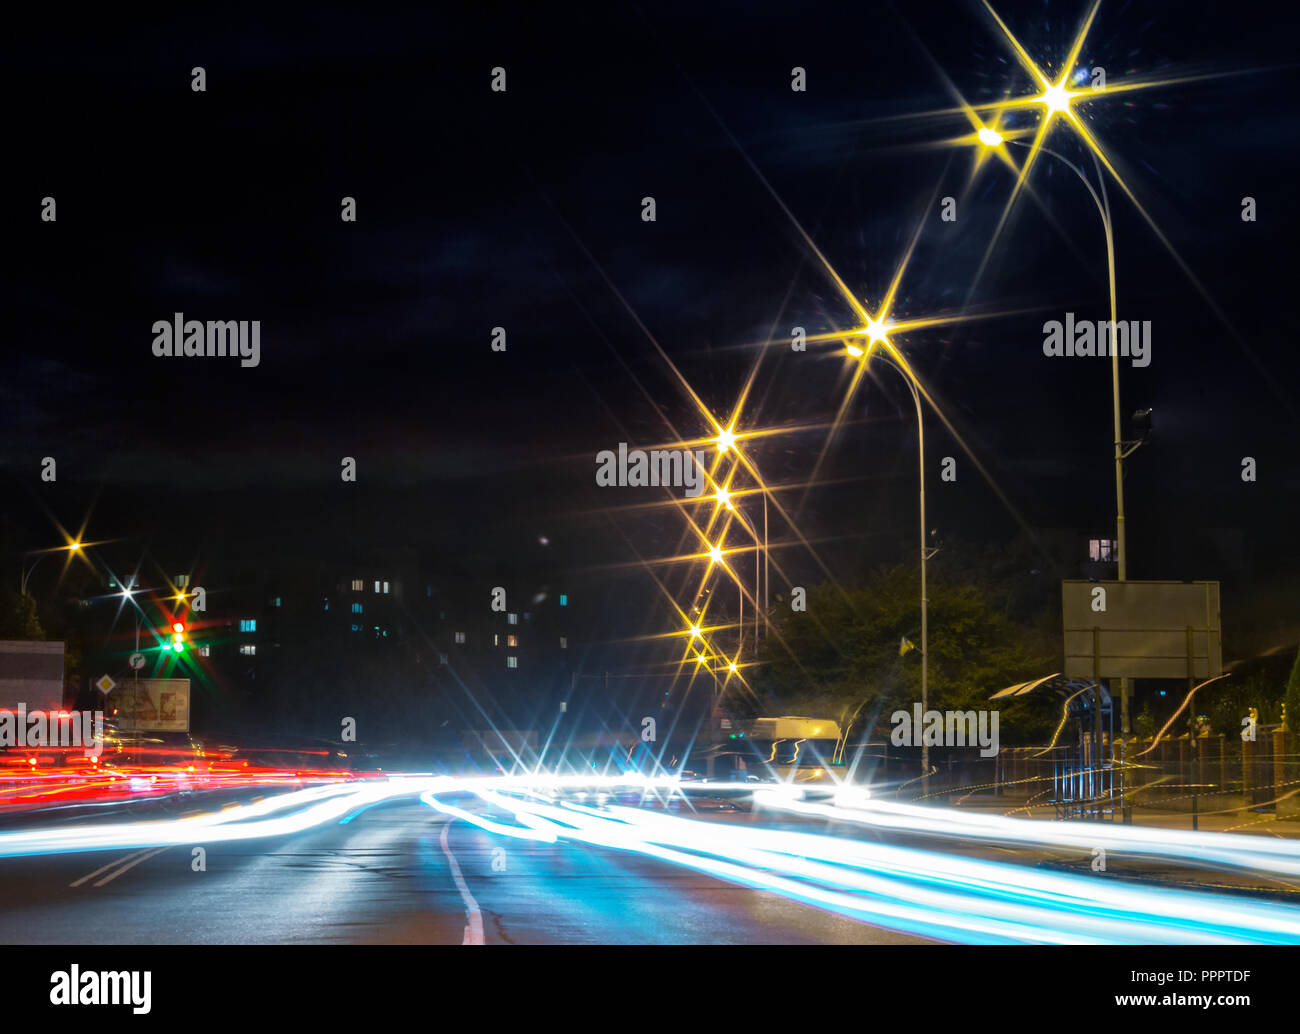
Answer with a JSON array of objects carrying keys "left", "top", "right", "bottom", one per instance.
[
  {"left": 976, "top": 126, "right": 1004, "bottom": 147},
  {"left": 845, "top": 315, "right": 891, "bottom": 361},
  {"left": 1038, "top": 82, "right": 1076, "bottom": 116}
]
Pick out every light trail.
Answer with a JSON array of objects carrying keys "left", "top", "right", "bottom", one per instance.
[
  {"left": 4, "top": 771, "right": 1300, "bottom": 944},
  {"left": 421, "top": 784, "right": 1300, "bottom": 945},
  {"left": 753, "top": 791, "right": 1300, "bottom": 879}
]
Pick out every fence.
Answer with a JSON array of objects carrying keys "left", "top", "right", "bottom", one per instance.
[{"left": 846, "top": 728, "right": 1300, "bottom": 823}]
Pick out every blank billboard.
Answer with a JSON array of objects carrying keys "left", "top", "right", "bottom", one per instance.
[{"left": 1062, "top": 581, "right": 1221, "bottom": 679}]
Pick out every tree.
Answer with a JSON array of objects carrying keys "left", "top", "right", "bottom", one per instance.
[
  {"left": 1201, "top": 654, "right": 1292, "bottom": 737},
  {"left": 754, "top": 562, "right": 1058, "bottom": 743},
  {"left": 1284, "top": 646, "right": 1300, "bottom": 736},
  {"left": 0, "top": 591, "right": 45, "bottom": 640}
]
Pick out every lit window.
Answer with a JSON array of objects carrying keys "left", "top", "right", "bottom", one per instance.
[
  {"left": 240, "top": 618, "right": 256, "bottom": 632},
  {"left": 506, "top": 656, "right": 518, "bottom": 669},
  {"left": 352, "top": 602, "right": 363, "bottom": 614},
  {"left": 1089, "top": 539, "right": 1117, "bottom": 562},
  {"left": 559, "top": 637, "right": 567, "bottom": 649},
  {"left": 493, "top": 633, "right": 499, "bottom": 646},
  {"left": 323, "top": 597, "right": 329, "bottom": 611},
  {"left": 454, "top": 631, "right": 466, "bottom": 645},
  {"left": 439, "top": 652, "right": 448, "bottom": 665},
  {"left": 176, "top": 575, "right": 190, "bottom": 588},
  {"left": 351, "top": 623, "right": 362, "bottom": 632},
  {"left": 507, "top": 634, "right": 518, "bottom": 647},
  {"left": 507, "top": 613, "right": 518, "bottom": 625},
  {"left": 351, "top": 579, "right": 364, "bottom": 591},
  {"left": 199, "top": 645, "right": 211, "bottom": 657},
  {"left": 271, "top": 596, "right": 281, "bottom": 607},
  {"left": 383, "top": 581, "right": 390, "bottom": 594},
  {"left": 239, "top": 644, "right": 256, "bottom": 656},
  {"left": 560, "top": 595, "right": 568, "bottom": 606}
]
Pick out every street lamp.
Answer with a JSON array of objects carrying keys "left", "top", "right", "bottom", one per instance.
[
  {"left": 957, "top": 2, "right": 1188, "bottom": 812},
  {"left": 1002, "top": 137, "right": 1136, "bottom": 790},
  {"left": 19, "top": 541, "right": 83, "bottom": 597},
  {"left": 844, "top": 342, "right": 934, "bottom": 791},
  {"left": 875, "top": 355, "right": 934, "bottom": 793},
  {"left": 724, "top": 493, "right": 769, "bottom": 647}
]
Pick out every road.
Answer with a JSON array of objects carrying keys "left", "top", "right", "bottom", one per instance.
[
  {"left": 0, "top": 797, "right": 926, "bottom": 944},
  {"left": 3, "top": 777, "right": 1300, "bottom": 945}
]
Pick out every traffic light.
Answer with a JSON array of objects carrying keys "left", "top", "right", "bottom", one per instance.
[{"left": 169, "top": 621, "right": 186, "bottom": 652}]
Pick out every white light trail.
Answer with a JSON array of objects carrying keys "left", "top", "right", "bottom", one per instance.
[{"left": 3, "top": 772, "right": 1300, "bottom": 945}]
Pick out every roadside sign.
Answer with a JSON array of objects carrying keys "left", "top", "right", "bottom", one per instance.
[
  {"left": 128, "top": 652, "right": 146, "bottom": 671},
  {"left": 1062, "top": 580, "right": 1222, "bottom": 679},
  {"left": 116, "top": 678, "right": 190, "bottom": 733},
  {"left": 94, "top": 674, "right": 116, "bottom": 694}
]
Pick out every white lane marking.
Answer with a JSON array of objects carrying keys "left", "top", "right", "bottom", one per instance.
[
  {"left": 71, "top": 849, "right": 150, "bottom": 887},
  {"left": 439, "top": 819, "right": 484, "bottom": 945},
  {"left": 92, "top": 846, "right": 171, "bottom": 887}
]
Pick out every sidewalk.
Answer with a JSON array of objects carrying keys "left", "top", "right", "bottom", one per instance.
[
  {"left": 943, "top": 793, "right": 1300, "bottom": 899},
  {"left": 947, "top": 792, "right": 1300, "bottom": 836}
]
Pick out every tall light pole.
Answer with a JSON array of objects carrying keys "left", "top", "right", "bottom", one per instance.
[
  {"left": 877, "top": 356, "right": 931, "bottom": 793},
  {"left": 1007, "top": 137, "right": 1137, "bottom": 820},
  {"left": 724, "top": 497, "right": 768, "bottom": 647},
  {"left": 19, "top": 541, "right": 83, "bottom": 597}
]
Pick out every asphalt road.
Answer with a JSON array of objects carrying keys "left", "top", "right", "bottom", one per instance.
[{"left": 0, "top": 797, "right": 930, "bottom": 945}]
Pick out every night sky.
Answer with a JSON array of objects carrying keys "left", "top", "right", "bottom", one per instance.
[{"left": 4, "top": 0, "right": 1298, "bottom": 659}]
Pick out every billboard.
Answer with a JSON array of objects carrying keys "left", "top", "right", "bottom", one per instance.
[
  {"left": 114, "top": 678, "right": 190, "bottom": 733},
  {"left": 1062, "top": 580, "right": 1221, "bottom": 680},
  {"left": 0, "top": 640, "right": 65, "bottom": 711}
]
